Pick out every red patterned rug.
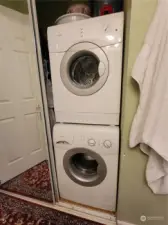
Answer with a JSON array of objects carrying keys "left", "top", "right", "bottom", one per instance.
[
  {"left": 0, "top": 161, "right": 53, "bottom": 202},
  {"left": 0, "top": 193, "right": 102, "bottom": 225}
]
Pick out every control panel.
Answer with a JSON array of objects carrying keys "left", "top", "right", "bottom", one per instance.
[
  {"left": 53, "top": 124, "right": 119, "bottom": 154},
  {"left": 87, "top": 138, "right": 113, "bottom": 149},
  {"left": 48, "top": 12, "right": 123, "bottom": 53}
]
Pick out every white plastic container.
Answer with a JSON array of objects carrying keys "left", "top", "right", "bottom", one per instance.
[
  {"left": 67, "top": 4, "right": 91, "bottom": 15},
  {"left": 55, "top": 13, "right": 90, "bottom": 25}
]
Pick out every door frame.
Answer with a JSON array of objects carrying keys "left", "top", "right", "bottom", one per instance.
[{"left": 27, "top": 0, "right": 59, "bottom": 202}]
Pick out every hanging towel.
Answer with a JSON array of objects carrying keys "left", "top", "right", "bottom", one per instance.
[{"left": 130, "top": 0, "right": 168, "bottom": 194}]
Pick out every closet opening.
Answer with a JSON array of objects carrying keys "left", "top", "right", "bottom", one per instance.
[{"left": 35, "top": 0, "right": 123, "bottom": 214}]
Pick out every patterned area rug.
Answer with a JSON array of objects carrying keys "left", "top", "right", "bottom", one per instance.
[
  {"left": 0, "top": 161, "right": 53, "bottom": 202},
  {"left": 0, "top": 193, "right": 102, "bottom": 225}
]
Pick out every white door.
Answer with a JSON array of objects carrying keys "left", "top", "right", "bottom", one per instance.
[{"left": 0, "top": 6, "right": 47, "bottom": 184}]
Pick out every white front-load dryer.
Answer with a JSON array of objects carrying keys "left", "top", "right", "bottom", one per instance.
[
  {"left": 53, "top": 124, "right": 119, "bottom": 211},
  {"left": 48, "top": 12, "right": 124, "bottom": 125}
]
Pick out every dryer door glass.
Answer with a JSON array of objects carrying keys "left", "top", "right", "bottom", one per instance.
[
  {"left": 69, "top": 53, "right": 99, "bottom": 89},
  {"left": 63, "top": 148, "right": 107, "bottom": 187},
  {"left": 60, "top": 42, "right": 109, "bottom": 96}
]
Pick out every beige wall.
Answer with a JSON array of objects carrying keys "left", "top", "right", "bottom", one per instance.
[
  {"left": 0, "top": 0, "right": 28, "bottom": 14},
  {"left": 117, "top": 0, "right": 168, "bottom": 225}
]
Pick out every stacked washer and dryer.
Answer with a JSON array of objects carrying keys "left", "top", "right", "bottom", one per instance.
[{"left": 47, "top": 12, "right": 123, "bottom": 212}]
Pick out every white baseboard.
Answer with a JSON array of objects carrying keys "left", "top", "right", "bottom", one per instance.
[{"left": 117, "top": 220, "right": 137, "bottom": 225}]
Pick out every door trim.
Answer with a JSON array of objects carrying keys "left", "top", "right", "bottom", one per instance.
[
  {"left": 27, "top": 0, "right": 59, "bottom": 202},
  {"left": 117, "top": 221, "right": 137, "bottom": 225}
]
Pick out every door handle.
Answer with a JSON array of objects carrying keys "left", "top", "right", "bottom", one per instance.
[
  {"left": 36, "top": 104, "right": 42, "bottom": 120},
  {"left": 36, "top": 104, "right": 41, "bottom": 111}
]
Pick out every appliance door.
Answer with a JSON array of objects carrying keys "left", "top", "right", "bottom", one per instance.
[
  {"left": 63, "top": 147, "right": 107, "bottom": 187},
  {"left": 60, "top": 42, "right": 109, "bottom": 96}
]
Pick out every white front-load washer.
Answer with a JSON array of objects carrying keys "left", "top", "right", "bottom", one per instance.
[
  {"left": 48, "top": 12, "right": 124, "bottom": 125},
  {"left": 53, "top": 124, "right": 119, "bottom": 211}
]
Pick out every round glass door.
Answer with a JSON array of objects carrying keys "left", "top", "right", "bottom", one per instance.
[
  {"left": 63, "top": 148, "right": 107, "bottom": 187},
  {"left": 60, "top": 42, "right": 109, "bottom": 96},
  {"left": 69, "top": 53, "right": 100, "bottom": 89}
]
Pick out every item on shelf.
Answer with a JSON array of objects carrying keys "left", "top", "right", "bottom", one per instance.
[
  {"left": 67, "top": 3, "right": 91, "bottom": 16},
  {"left": 100, "top": 4, "right": 113, "bottom": 15},
  {"left": 55, "top": 13, "right": 90, "bottom": 25},
  {"left": 92, "top": 0, "right": 123, "bottom": 16}
]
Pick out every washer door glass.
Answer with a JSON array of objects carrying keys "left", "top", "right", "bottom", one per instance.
[
  {"left": 61, "top": 42, "right": 109, "bottom": 96},
  {"left": 63, "top": 148, "right": 107, "bottom": 187}
]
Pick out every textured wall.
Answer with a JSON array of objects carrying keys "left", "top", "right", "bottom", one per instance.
[{"left": 117, "top": 0, "right": 168, "bottom": 224}]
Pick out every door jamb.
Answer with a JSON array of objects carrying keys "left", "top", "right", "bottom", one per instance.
[{"left": 27, "top": 0, "right": 59, "bottom": 203}]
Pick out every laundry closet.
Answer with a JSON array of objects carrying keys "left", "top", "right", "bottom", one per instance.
[
  {"left": 0, "top": 0, "right": 124, "bottom": 224},
  {"left": 1, "top": 1, "right": 168, "bottom": 225},
  {"left": 35, "top": 0, "right": 123, "bottom": 213}
]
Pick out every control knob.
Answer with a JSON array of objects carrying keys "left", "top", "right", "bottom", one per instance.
[
  {"left": 88, "top": 139, "right": 96, "bottom": 147},
  {"left": 103, "top": 140, "right": 112, "bottom": 148}
]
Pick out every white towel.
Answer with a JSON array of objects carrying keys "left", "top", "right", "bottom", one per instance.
[{"left": 130, "top": 0, "right": 168, "bottom": 194}]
